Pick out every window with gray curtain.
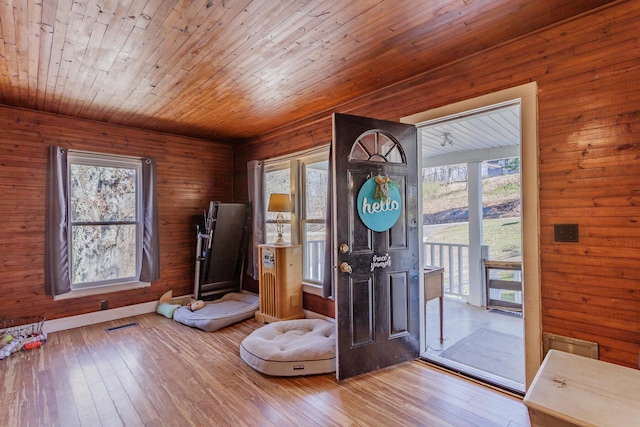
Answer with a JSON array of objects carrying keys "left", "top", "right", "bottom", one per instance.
[
  {"left": 45, "top": 146, "right": 159, "bottom": 296},
  {"left": 258, "top": 146, "right": 333, "bottom": 297}
]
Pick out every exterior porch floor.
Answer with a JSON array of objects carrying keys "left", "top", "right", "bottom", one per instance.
[{"left": 422, "top": 296, "right": 525, "bottom": 393}]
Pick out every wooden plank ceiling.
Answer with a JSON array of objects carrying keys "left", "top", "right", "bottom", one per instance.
[{"left": 0, "top": 0, "right": 616, "bottom": 142}]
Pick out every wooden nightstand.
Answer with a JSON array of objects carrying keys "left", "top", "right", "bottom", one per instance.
[{"left": 255, "top": 244, "right": 304, "bottom": 323}]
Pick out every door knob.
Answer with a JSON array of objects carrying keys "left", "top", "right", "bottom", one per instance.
[{"left": 339, "top": 262, "right": 352, "bottom": 274}]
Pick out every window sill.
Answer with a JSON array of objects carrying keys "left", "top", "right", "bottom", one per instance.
[
  {"left": 53, "top": 281, "right": 151, "bottom": 301},
  {"left": 302, "top": 282, "right": 323, "bottom": 296}
]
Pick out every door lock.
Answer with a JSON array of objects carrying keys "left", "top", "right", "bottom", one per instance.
[
  {"left": 339, "top": 262, "right": 352, "bottom": 274},
  {"left": 339, "top": 243, "right": 349, "bottom": 253}
]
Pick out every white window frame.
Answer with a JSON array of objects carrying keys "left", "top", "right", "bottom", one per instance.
[
  {"left": 264, "top": 146, "right": 329, "bottom": 289},
  {"left": 264, "top": 158, "right": 295, "bottom": 245},
  {"left": 67, "top": 151, "right": 144, "bottom": 291}
]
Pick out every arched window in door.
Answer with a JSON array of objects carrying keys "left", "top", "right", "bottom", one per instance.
[{"left": 349, "top": 130, "right": 406, "bottom": 164}]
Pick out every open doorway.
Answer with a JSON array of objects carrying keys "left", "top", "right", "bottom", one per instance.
[{"left": 417, "top": 101, "right": 525, "bottom": 393}]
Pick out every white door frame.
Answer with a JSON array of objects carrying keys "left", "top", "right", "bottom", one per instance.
[{"left": 401, "top": 82, "right": 540, "bottom": 389}]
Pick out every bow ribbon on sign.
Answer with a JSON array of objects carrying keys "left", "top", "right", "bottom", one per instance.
[{"left": 374, "top": 175, "right": 391, "bottom": 202}]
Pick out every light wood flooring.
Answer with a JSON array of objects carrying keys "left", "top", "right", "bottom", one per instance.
[{"left": 0, "top": 313, "right": 531, "bottom": 426}]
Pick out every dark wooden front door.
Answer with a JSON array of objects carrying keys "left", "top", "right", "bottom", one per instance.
[{"left": 332, "top": 113, "right": 420, "bottom": 380}]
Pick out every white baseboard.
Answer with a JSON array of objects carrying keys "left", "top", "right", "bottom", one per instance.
[
  {"left": 43, "top": 300, "right": 158, "bottom": 333},
  {"left": 43, "top": 295, "right": 330, "bottom": 334}
]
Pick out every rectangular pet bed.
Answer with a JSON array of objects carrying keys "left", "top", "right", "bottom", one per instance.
[{"left": 173, "top": 292, "right": 259, "bottom": 332}]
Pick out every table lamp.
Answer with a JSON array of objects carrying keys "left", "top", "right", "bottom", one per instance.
[{"left": 267, "top": 193, "right": 291, "bottom": 245}]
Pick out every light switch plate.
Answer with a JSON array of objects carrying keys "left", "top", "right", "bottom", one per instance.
[{"left": 554, "top": 224, "right": 579, "bottom": 242}]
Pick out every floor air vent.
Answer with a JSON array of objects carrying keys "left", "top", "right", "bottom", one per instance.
[
  {"left": 105, "top": 322, "right": 138, "bottom": 333},
  {"left": 543, "top": 332, "right": 598, "bottom": 359}
]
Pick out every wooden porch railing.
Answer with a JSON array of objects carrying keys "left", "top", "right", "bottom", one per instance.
[
  {"left": 423, "top": 241, "right": 492, "bottom": 300},
  {"left": 304, "top": 239, "right": 325, "bottom": 283},
  {"left": 483, "top": 260, "right": 522, "bottom": 311},
  {"left": 424, "top": 242, "right": 469, "bottom": 298},
  {"left": 307, "top": 240, "right": 509, "bottom": 305}
]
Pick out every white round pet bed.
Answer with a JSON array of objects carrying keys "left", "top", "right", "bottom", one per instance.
[
  {"left": 240, "top": 319, "right": 336, "bottom": 376},
  {"left": 173, "top": 292, "right": 259, "bottom": 332}
]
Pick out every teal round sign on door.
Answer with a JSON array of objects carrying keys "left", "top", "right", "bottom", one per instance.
[{"left": 356, "top": 176, "right": 402, "bottom": 232}]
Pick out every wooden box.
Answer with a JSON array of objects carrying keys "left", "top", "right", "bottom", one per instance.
[
  {"left": 255, "top": 245, "right": 304, "bottom": 323},
  {"left": 524, "top": 349, "right": 640, "bottom": 427}
]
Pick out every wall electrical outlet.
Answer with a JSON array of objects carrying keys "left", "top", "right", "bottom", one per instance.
[
  {"left": 554, "top": 224, "right": 579, "bottom": 242},
  {"left": 101, "top": 300, "right": 108, "bottom": 310}
]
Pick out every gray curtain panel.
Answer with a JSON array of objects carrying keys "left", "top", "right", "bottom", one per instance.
[
  {"left": 45, "top": 146, "right": 71, "bottom": 296},
  {"left": 247, "top": 160, "right": 265, "bottom": 280},
  {"left": 140, "top": 157, "right": 160, "bottom": 283}
]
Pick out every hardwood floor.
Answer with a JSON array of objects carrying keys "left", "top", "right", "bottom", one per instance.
[{"left": 0, "top": 313, "right": 531, "bottom": 426}]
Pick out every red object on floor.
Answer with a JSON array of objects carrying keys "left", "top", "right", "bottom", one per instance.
[{"left": 23, "top": 341, "right": 42, "bottom": 350}]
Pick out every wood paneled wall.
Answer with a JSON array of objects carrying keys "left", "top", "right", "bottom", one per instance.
[
  {"left": 0, "top": 106, "right": 233, "bottom": 321},
  {"left": 234, "top": 1, "right": 640, "bottom": 368}
]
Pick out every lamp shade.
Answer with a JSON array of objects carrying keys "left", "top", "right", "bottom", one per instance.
[{"left": 267, "top": 193, "right": 291, "bottom": 213}]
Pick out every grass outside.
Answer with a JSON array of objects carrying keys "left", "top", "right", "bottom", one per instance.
[
  {"left": 423, "top": 173, "right": 522, "bottom": 262},
  {"left": 424, "top": 218, "right": 521, "bottom": 261}
]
